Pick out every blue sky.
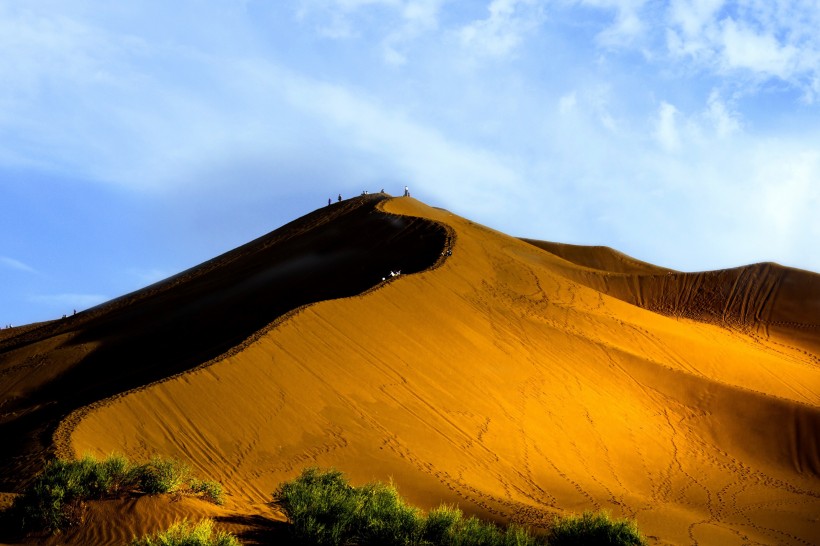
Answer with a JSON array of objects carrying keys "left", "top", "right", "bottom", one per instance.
[{"left": 2, "top": 0, "right": 819, "bottom": 326}]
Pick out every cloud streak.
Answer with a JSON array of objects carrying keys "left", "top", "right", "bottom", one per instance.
[{"left": 0, "top": 256, "right": 37, "bottom": 274}]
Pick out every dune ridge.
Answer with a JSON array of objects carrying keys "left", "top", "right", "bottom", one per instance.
[{"left": 525, "top": 240, "right": 820, "bottom": 359}]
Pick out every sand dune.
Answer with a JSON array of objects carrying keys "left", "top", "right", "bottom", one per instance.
[
  {"left": 0, "top": 195, "right": 445, "bottom": 490},
  {"left": 2, "top": 197, "right": 819, "bottom": 545}
]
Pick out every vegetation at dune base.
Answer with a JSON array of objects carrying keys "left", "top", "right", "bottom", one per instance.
[
  {"left": 546, "top": 511, "right": 646, "bottom": 546},
  {"left": 129, "top": 518, "right": 241, "bottom": 546},
  {"left": 6, "top": 454, "right": 224, "bottom": 533},
  {"left": 273, "top": 467, "right": 646, "bottom": 546}
]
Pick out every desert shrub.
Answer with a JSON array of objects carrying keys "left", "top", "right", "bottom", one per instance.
[
  {"left": 128, "top": 518, "right": 241, "bottom": 546},
  {"left": 272, "top": 467, "right": 359, "bottom": 545},
  {"left": 9, "top": 454, "right": 225, "bottom": 534},
  {"left": 354, "top": 481, "right": 424, "bottom": 545},
  {"left": 422, "top": 505, "right": 462, "bottom": 544},
  {"left": 136, "top": 457, "right": 192, "bottom": 494},
  {"left": 12, "top": 454, "right": 136, "bottom": 532},
  {"left": 272, "top": 468, "right": 542, "bottom": 546},
  {"left": 90, "top": 453, "right": 136, "bottom": 496},
  {"left": 547, "top": 511, "right": 645, "bottom": 546},
  {"left": 189, "top": 479, "right": 225, "bottom": 505},
  {"left": 440, "top": 512, "right": 540, "bottom": 546},
  {"left": 273, "top": 468, "right": 651, "bottom": 545}
]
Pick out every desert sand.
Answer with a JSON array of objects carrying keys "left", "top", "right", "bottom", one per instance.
[{"left": 1, "top": 195, "right": 818, "bottom": 545}]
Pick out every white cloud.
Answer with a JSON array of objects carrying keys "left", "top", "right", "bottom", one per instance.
[
  {"left": 0, "top": 256, "right": 37, "bottom": 274},
  {"left": 754, "top": 149, "right": 819, "bottom": 248},
  {"left": 663, "top": 1, "right": 820, "bottom": 98},
  {"left": 669, "top": 0, "right": 724, "bottom": 38},
  {"left": 297, "top": 0, "right": 445, "bottom": 61},
  {"left": 558, "top": 92, "right": 577, "bottom": 114},
  {"left": 458, "top": 0, "right": 543, "bottom": 58},
  {"left": 259, "top": 63, "right": 526, "bottom": 212},
  {"left": 719, "top": 17, "right": 799, "bottom": 79},
  {"left": 704, "top": 90, "right": 740, "bottom": 137},
  {"left": 653, "top": 101, "right": 681, "bottom": 151}
]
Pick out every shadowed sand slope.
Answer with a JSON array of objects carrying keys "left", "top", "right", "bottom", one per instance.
[
  {"left": 0, "top": 195, "right": 447, "bottom": 488},
  {"left": 60, "top": 198, "right": 820, "bottom": 545}
]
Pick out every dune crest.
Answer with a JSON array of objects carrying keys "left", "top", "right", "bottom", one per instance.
[{"left": 525, "top": 240, "right": 820, "bottom": 358}]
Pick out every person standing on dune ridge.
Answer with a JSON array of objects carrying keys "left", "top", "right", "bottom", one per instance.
[{"left": 404, "top": 186, "right": 410, "bottom": 197}]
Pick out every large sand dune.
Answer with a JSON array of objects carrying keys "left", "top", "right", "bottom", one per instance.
[{"left": 2, "top": 197, "right": 818, "bottom": 545}]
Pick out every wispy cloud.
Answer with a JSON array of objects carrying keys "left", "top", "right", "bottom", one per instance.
[
  {"left": 0, "top": 256, "right": 37, "bottom": 274},
  {"left": 458, "top": 0, "right": 544, "bottom": 59},
  {"left": 653, "top": 101, "right": 681, "bottom": 151}
]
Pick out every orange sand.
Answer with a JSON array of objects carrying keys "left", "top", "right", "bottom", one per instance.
[{"left": 53, "top": 198, "right": 820, "bottom": 545}]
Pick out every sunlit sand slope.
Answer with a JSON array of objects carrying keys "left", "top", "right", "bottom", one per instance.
[
  {"left": 67, "top": 199, "right": 819, "bottom": 545},
  {"left": 0, "top": 195, "right": 445, "bottom": 487},
  {"left": 526, "top": 240, "right": 820, "bottom": 358}
]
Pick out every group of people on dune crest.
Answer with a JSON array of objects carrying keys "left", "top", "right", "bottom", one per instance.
[{"left": 328, "top": 186, "right": 410, "bottom": 206}]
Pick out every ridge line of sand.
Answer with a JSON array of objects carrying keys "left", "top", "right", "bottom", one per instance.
[{"left": 52, "top": 198, "right": 456, "bottom": 461}]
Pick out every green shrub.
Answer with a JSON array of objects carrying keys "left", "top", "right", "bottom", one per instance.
[
  {"left": 9, "top": 454, "right": 225, "bottom": 533},
  {"left": 128, "top": 518, "right": 241, "bottom": 546},
  {"left": 547, "top": 511, "right": 646, "bottom": 546},
  {"left": 272, "top": 467, "right": 358, "bottom": 545},
  {"left": 354, "top": 481, "right": 423, "bottom": 545},
  {"left": 189, "top": 479, "right": 225, "bottom": 505},
  {"left": 12, "top": 454, "right": 136, "bottom": 532},
  {"left": 136, "top": 457, "right": 192, "bottom": 495},
  {"left": 272, "top": 468, "right": 542, "bottom": 546},
  {"left": 422, "top": 505, "right": 462, "bottom": 544}
]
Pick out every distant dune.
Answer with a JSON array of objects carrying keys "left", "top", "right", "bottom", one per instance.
[{"left": 1, "top": 196, "right": 818, "bottom": 545}]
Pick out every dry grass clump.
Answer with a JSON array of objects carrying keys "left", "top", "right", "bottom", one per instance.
[{"left": 128, "top": 518, "right": 240, "bottom": 546}]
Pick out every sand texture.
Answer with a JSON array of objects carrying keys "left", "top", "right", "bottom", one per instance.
[{"left": 1, "top": 196, "right": 818, "bottom": 545}]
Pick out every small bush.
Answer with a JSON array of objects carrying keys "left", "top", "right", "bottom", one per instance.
[
  {"left": 547, "top": 511, "right": 646, "bottom": 546},
  {"left": 12, "top": 454, "right": 135, "bottom": 532},
  {"left": 9, "top": 454, "right": 225, "bottom": 534},
  {"left": 355, "top": 481, "right": 423, "bottom": 545},
  {"left": 136, "top": 457, "right": 192, "bottom": 495},
  {"left": 423, "top": 505, "right": 462, "bottom": 544},
  {"left": 273, "top": 467, "right": 358, "bottom": 545},
  {"left": 128, "top": 518, "right": 241, "bottom": 546},
  {"left": 189, "top": 479, "right": 225, "bottom": 505}
]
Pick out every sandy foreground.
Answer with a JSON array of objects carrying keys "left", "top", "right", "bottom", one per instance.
[{"left": 2, "top": 196, "right": 818, "bottom": 545}]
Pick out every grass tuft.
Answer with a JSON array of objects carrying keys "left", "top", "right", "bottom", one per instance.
[
  {"left": 128, "top": 518, "right": 241, "bottom": 546},
  {"left": 547, "top": 510, "right": 646, "bottom": 546},
  {"left": 189, "top": 479, "right": 225, "bottom": 506},
  {"left": 136, "top": 457, "right": 192, "bottom": 495}
]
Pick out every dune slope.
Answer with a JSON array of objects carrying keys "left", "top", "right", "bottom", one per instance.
[
  {"left": 525, "top": 240, "right": 820, "bottom": 358},
  {"left": 56, "top": 198, "right": 820, "bottom": 545},
  {"left": 0, "top": 195, "right": 447, "bottom": 488}
]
